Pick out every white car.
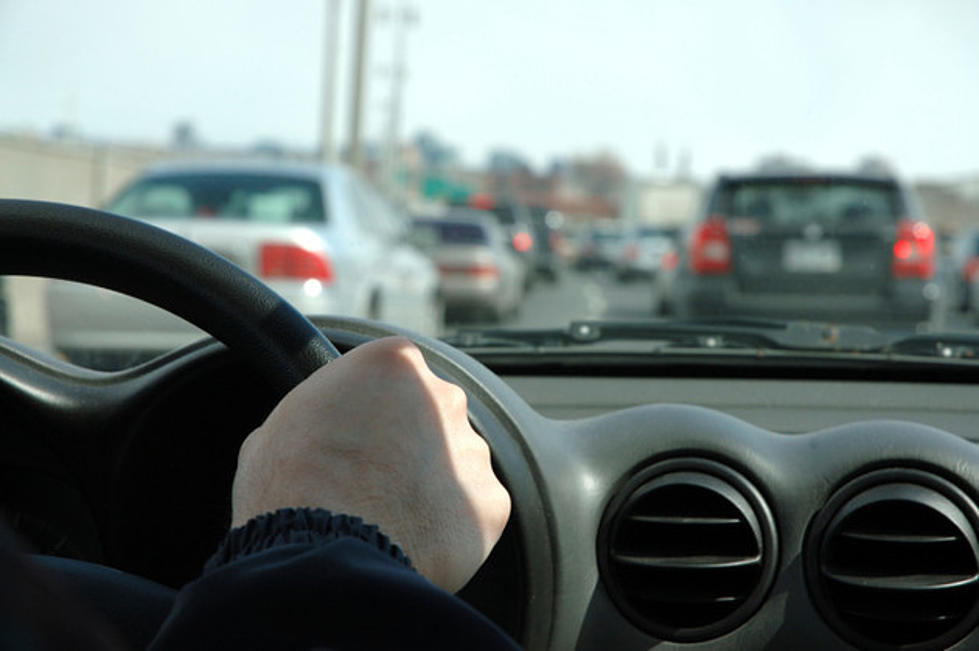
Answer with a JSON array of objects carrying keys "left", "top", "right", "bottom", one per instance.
[
  {"left": 46, "top": 160, "right": 442, "bottom": 363},
  {"left": 412, "top": 209, "right": 526, "bottom": 321},
  {"left": 614, "top": 226, "right": 679, "bottom": 281}
]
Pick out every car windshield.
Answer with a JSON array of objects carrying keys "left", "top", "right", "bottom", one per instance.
[{"left": 1, "top": 1, "right": 978, "bottom": 368}]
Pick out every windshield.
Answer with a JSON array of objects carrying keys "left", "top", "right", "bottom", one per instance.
[{"left": 1, "top": 1, "right": 978, "bottom": 368}]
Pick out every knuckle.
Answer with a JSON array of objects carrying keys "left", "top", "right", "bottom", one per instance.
[
  {"left": 237, "top": 428, "right": 261, "bottom": 463},
  {"left": 492, "top": 483, "right": 512, "bottom": 527},
  {"left": 443, "top": 381, "right": 468, "bottom": 412},
  {"left": 471, "top": 431, "right": 492, "bottom": 459},
  {"left": 361, "top": 336, "right": 422, "bottom": 367}
]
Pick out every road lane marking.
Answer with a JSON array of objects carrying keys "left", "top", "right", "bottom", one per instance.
[{"left": 583, "top": 281, "right": 608, "bottom": 317}]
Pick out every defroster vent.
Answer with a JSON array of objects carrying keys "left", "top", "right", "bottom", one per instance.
[{"left": 598, "top": 458, "right": 777, "bottom": 642}]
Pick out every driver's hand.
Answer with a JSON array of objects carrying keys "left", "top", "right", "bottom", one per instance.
[{"left": 231, "top": 336, "right": 512, "bottom": 594}]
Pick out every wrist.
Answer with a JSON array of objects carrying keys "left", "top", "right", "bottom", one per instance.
[{"left": 206, "top": 507, "right": 413, "bottom": 573}]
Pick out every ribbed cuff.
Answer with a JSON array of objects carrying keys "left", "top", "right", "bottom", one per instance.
[{"left": 204, "top": 508, "right": 413, "bottom": 573}]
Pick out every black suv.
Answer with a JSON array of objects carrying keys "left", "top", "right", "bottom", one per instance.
[{"left": 672, "top": 172, "right": 940, "bottom": 326}]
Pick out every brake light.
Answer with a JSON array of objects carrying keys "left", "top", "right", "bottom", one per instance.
[
  {"left": 891, "top": 219, "right": 934, "bottom": 279},
  {"left": 512, "top": 231, "right": 533, "bottom": 252},
  {"left": 437, "top": 263, "right": 499, "bottom": 278},
  {"left": 260, "top": 243, "right": 334, "bottom": 282},
  {"left": 964, "top": 257, "right": 979, "bottom": 284},
  {"left": 688, "top": 216, "right": 731, "bottom": 274}
]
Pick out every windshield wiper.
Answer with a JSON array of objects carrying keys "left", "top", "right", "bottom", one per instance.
[
  {"left": 882, "top": 333, "right": 979, "bottom": 359},
  {"left": 443, "top": 318, "right": 893, "bottom": 353},
  {"left": 443, "top": 318, "right": 979, "bottom": 361}
]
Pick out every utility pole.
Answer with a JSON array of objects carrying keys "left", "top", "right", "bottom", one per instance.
[
  {"left": 347, "top": 0, "right": 371, "bottom": 170},
  {"left": 319, "top": 0, "right": 341, "bottom": 163},
  {"left": 379, "top": 4, "right": 418, "bottom": 193}
]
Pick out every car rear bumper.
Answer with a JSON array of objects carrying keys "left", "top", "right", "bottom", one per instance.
[
  {"left": 440, "top": 278, "right": 506, "bottom": 309},
  {"left": 678, "top": 276, "right": 937, "bottom": 323}
]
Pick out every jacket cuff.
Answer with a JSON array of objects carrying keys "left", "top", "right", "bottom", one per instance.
[{"left": 204, "top": 508, "right": 413, "bottom": 573}]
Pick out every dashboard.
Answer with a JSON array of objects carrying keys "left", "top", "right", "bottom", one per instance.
[{"left": 3, "top": 316, "right": 979, "bottom": 651}]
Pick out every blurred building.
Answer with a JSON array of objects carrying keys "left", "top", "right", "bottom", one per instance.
[
  {"left": 914, "top": 179, "right": 979, "bottom": 235},
  {"left": 623, "top": 178, "right": 701, "bottom": 228}
]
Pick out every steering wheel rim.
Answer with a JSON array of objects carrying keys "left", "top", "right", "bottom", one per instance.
[{"left": 0, "top": 199, "right": 340, "bottom": 392}]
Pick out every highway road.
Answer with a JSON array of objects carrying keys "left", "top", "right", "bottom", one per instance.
[{"left": 4, "top": 269, "right": 979, "bottom": 369}]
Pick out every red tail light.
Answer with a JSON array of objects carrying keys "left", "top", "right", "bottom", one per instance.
[
  {"left": 512, "top": 231, "right": 533, "bottom": 253},
  {"left": 964, "top": 257, "right": 979, "bottom": 284},
  {"left": 260, "top": 243, "right": 334, "bottom": 282},
  {"left": 438, "top": 263, "right": 499, "bottom": 278},
  {"left": 688, "top": 216, "right": 731, "bottom": 274},
  {"left": 892, "top": 219, "right": 935, "bottom": 279}
]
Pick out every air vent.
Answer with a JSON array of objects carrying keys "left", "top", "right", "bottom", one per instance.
[
  {"left": 807, "top": 469, "right": 979, "bottom": 650},
  {"left": 598, "top": 458, "right": 777, "bottom": 642}
]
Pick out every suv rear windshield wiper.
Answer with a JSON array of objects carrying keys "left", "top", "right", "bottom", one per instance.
[{"left": 443, "top": 318, "right": 979, "bottom": 360}]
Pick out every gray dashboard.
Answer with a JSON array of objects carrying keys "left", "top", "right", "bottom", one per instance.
[{"left": 500, "top": 375, "right": 979, "bottom": 439}]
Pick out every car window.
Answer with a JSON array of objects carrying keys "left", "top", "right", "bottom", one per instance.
[
  {"left": 713, "top": 180, "right": 904, "bottom": 228},
  {"left": 431, "top": 221, "right": 489, "bottom": 245},
  {"left": 110, "top": 174, "right": 326, "bottom": 223}
]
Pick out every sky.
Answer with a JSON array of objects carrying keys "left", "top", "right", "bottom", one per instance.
[{"left": 1, "top": 0, "right": 978, "bottom": 180}]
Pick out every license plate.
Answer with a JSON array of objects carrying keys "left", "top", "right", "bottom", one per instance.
[{"left": 782, "top": 240, "right": 842, "bottom": 273}]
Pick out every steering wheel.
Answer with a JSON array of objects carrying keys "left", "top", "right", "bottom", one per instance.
[
  {"left": 0, "top": 199, "right": 340, "bottom": 392},
  {"left": 0, "top": 199, "right": 551, "bottom": 647}
]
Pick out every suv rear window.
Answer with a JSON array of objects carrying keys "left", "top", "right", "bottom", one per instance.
[
  {"left": 712, "top": 178, "right": 905, "bottom": 228},
  {"left": 108, "top": 174, "right": 326, "bottom": 223}
]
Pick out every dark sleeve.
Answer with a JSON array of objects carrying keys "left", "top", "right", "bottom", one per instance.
[{"left": 147, "top": 508, "right": 521, "bottom": 651}]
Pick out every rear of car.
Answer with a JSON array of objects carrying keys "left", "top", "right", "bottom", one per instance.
[
  {"left": 528, "top": 206, "right": 563, "bottom": 281},
  {"left": 412, "top": 210, "right": 524, "bottom": 321},
  {"left": 674, "top": 173, "right": 939, "bottom": 326},
  {"left": 950, "top": 228, "right": 979, "bottom": 318},
  {"left": 46, "top": 161, "right": 437, "bottom": 361},
  {"left": 575, "top": 227, "right": 624, "bottom": 270},
  {"left": 615, "top": 226, "right": 677, "bottom": 281},
  {"left": 481, "top": 200, "right": 539, "bottom": 287}
]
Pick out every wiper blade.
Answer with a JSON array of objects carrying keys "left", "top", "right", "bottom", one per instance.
[
  {"left": 882, "top": 332, "right": 979, "bottom": 359},
  {"left": 440, "top": 330, "right": 551, "bottom": 349},
  {"left": 444, "top": 318, "right": 892, "bottom": 352}
]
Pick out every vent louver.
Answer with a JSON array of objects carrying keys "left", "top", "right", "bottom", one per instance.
[
  {"left": 807, "top": 469, "right": 979, "bottom": 650},
  {"left": 599, "top": 458, "right": 777, "bottom": 642}
]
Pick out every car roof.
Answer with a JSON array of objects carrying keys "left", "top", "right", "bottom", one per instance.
[
  {"left": 716, "top": 171, "right": 900, "bottom": 184},
  {"left": 139, "top": 158, "right": 349, "bottom": 182}
]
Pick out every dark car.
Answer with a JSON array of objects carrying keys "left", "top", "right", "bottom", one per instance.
[
  {"left": 948, "top": 227, "right": 979, "bottom": 319},
  {"left": 574, "top": 226, "right": 624, "bottom": 270},
  {"left": 527, "top": 206, "right": 563, "bottom": 281},
  {"left": 672, "top": 172, "right": 941, "bottom": 327},
  {"left": 488, "top": 200, "right": 540, "bottom": 286}
]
